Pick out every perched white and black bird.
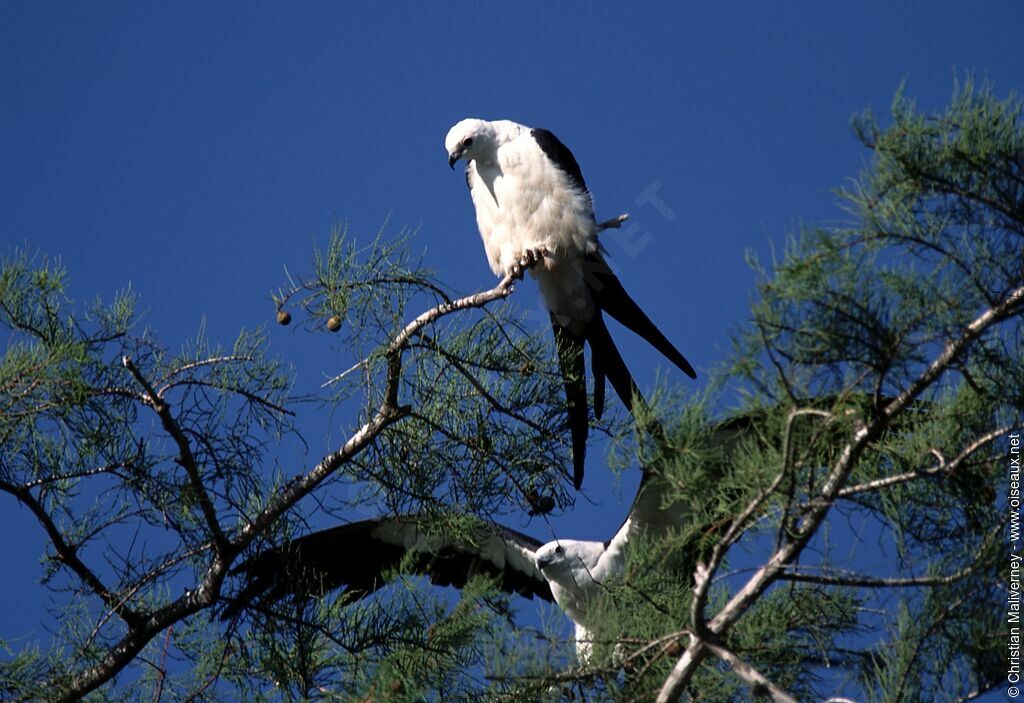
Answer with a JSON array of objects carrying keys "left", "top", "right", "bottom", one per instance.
[
  {"left": 445, "top": 119, "right": 697, "bottom": 489},
  {"left": 222, "top": 472, "right": 689, "bottom": 661}
]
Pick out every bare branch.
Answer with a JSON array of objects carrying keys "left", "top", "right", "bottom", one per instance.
[
  {"left": 597, "top": 212, "right": 630, "bottom": 230},
  {"left": 624, "top": 631, "right": 690, "bottom": 691},
  {"left": 150, "top": 626, "right": 173, "bottom": 703},
  {"left": 321, "top": 357, "right": 370, "bottom": 388},
  {"left": 703, "top": 638, "right": 798, "bottom": 703},
  {"left": 780, "top": 563, "right": 974, "bottom": 589},
  {"left": 157, "top": 354, "right": 253, "bottom": 390},
  {"left": 838, "top": 425, "right": 1013, "bottom": 497},
  {"left": 83, "top": 542, "right": 211, "bottom": 652},
  {"left": 20, "top": 461, "right": 130, "bottom": 490},
  {"left": 662, "top": 408, "right": 825, "bottom": 698},
  {"left": 880, "top": 284, "right": 1024, "bottom": 423},
  {"left": 783, "top": 519, "right": 1002, "bottom": 592},
  {"left": 122, "top": 355, "right": 228, "bottom": 555},
  {"left": 655, "top": 641, "right": 704, "bottom": 702},
  {"left": 235, "top": 268, "right": 526, "bottom": 549},
  {"left": 694, "top": 407, "right": 830, "bottom": 623},
  {"left": 0, "top": 480, "right": 143, "bottom": 629},
  {"left": 53, "top": 573, "right": 226, "bottom": 703}
]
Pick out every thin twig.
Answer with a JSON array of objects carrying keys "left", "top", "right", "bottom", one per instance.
[
  {"left": 321, "top": 357, "right": 371, "bottom": 388},
  {"left": 151, "top": 626, "right": 172, "bottom": 703},
  {"left": 597, "top": 213, "right": 630, "bottom": 231},
  {"left": 158, "top": 355, "right": 252, "bottom": 388},
  {"left": 0, "top": 480, "right": 143, "bottom": 628},
  {"left": 157, "top": 378, "right": 294, "bottom": 416},
  {"left": 21, "top": 461, "right": 130, "bottom": 490},
  {"left": 417, "top": 337, "right": 554, "bottom": 437},
  {"left": 781, "top": 519, "right": 1002, "bottom": 589},
  {"left": 122, "top": 355, "right": 228, "bottom": 555}
]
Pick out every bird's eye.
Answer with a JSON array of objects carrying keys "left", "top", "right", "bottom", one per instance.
[
  {"left": 463, "top": 137, "right": 474, "bottom": 148},
  {"left": 555, "top": 546, "right": 563, "bottom": 555}
]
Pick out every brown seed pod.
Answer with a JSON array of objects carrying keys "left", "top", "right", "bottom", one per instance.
[
  {"left": 327, "top": 315, "right": 342, "bottom": 332},
  {"left": 276, "top": 309, "right": 291, "bottom": 326}
]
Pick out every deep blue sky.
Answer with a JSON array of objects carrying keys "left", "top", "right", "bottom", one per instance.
[{"left": 2, "top": 3, "right": 1021, "bottom": 697}]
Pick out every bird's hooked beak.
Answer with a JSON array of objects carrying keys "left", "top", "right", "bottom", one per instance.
[
  {"left": 447, "top": 137, "right": 472, "bottom": 169},
  {"left": 447, "top": 147, "right": 462, "bottom": 170},
  {"left": 536, "top": 553, "right": 555, "bottom": 570}
]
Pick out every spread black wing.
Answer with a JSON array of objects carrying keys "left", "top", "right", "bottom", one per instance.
[{"left": 222, "top": 516, "right": 552, "bottom": 620}]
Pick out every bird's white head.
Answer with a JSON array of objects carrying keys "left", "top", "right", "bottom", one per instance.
[
  {"left": 534, "top": 539, "right": 606, "bottom": 627},
  {"left": 445, "top": 118, "right": 501, "bottom": 169}
]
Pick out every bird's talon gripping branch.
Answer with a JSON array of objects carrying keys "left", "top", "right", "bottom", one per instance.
[
  {"left": 509, "top": 248, "right": 548, "bottom": 281},
  {"left": 517, "top": 247, "right": 548, "bottom": 274}
]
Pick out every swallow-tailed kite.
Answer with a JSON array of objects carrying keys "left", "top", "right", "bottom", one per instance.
[
  {"left": 223, "top": 468, "right": 691, "bottom": 661},
  {"left": 444, "top": 119, "right": 696, "bottom": 489}
]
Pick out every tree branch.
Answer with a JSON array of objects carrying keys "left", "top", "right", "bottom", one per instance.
[
  {"left": 122, "top": 355, "right": 228, "bottom": 555},
  {"left": 703, "top": 637, "right": 798, "bottom": 703},
  {"left": 0, "top": 480, "right": 144, "bottom": 629},
  {"left": 782, "top": 518, "right": 1001, "bottom": 594},
  {"left": 20, "top": 460, "right": 130, "bottom": 490},
  {"left": 157, "top": 354, "right": 253, "bottom": 389},
  {"left": 235, "top": 268, "right": 528, "bottom": 548},
  {"left": 597, "top": 212, "right": 630, "bottom": 231},
  {"left": 657, "top": 283, "right": 1024, "bottom": 702},
  {"left": 837, "top": 425, "right": 1013, "bottom": 497},
  {"left": 50, "top": 266, "right": 541, "bottom": 701},
  {"left": 157, "top": 377, "right": 295, "bottom": 417}
]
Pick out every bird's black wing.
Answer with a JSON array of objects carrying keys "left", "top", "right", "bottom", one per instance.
[
  {"left": 531, "top": 128, "right": 588, "bottom": 193},
  {"left": 551, "top": 316, "right": 589, "bottom": 490},
  {"left": 222, "top": 516, "right": 552, "bottom": 620},
  {"left": 585, "top": 252, "right": 697, "bottom": 380}
]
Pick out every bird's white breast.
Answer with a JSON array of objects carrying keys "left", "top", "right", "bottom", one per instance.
[{"left": 468, "top": 133, "right": 599, "bottom": 330}]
